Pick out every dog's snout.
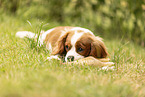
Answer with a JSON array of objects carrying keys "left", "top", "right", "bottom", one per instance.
[{"left": 67, "top": 56, "right": 74, "bottom": 61}]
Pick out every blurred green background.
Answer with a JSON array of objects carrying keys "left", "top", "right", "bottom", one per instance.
[{"left": 0, "top": 0, "right": 144, "bottom": 47}]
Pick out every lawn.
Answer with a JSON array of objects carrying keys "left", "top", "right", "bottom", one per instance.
[{"left": 0, "top": 15, "right": 145, "bottom": 97}]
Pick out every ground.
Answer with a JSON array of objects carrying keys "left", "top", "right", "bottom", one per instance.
[{"left": 0, "top": 16, "right": 145, "bottom": 97}]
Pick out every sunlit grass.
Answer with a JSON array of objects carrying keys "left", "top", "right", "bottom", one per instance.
[{"left": 0, "top": 16, "right": 145, "bottom": 97}]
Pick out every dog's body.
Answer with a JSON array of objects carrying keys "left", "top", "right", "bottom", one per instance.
[{"left": 16, "top": 26, "right": 108, "bottom": 62}]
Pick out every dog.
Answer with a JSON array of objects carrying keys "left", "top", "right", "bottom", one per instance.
[{"left": 16, "top": 26, "right": 108, "bottom": 62}]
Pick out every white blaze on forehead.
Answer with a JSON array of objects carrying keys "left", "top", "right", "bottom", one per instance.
[
  {"left": 65, "top": 31, "right": 84, "bottom": 62},
  {"left": 71, "top": 31, "right": 84, "bottom": 45}
]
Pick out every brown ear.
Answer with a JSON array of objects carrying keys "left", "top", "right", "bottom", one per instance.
[
  {"left": 89, "top": 37, "right": 108, "bottom": 58},
  {"left": 51, "top": 33, "right": 69, "bottom": 55}
]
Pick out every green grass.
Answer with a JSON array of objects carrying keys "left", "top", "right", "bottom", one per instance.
[{"left": 0, "top": 15, "right": 145, "bottom": 97}]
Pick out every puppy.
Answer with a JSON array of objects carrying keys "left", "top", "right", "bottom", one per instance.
[{"left": 16, "top": 26, "right": 108, "bottom": 62}]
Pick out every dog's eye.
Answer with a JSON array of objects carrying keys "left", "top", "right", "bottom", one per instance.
[
  {"left": 65, "top": 45, "right": 69, "bottom": 50},
  {"left": 77, "top": 47, "right": 84, "bottom": 52}
]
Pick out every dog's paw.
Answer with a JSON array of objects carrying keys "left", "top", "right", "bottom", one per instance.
[
  {"left": 47, "top": 56, "right": 61, "bottom": 61},
  {"left": 101, "top": 66, "right": 115, "bottom": 71}
]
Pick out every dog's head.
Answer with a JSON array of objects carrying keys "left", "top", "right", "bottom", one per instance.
[{"left": 52, "top": 30, "right": 108, "bottom": 62}]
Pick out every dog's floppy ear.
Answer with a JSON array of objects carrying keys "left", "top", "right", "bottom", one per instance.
[
  {"left": 51, "top": 32, "right": 69, "bottom": 55},
  {"left": 89, "top": 36, "right": 108, "bottom": 58}
]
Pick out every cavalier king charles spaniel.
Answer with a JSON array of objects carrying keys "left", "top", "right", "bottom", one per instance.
[{"left": 16, "top": 26, "right": 108, "bottom": 62}]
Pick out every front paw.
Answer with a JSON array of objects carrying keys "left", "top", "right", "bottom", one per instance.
[{"left": 47, "top": 56, "right": 61, "bottom": 61}]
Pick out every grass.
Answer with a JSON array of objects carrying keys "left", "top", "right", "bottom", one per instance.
[{"left": 0, "top": 15, "right": 145, "bottom": 97}]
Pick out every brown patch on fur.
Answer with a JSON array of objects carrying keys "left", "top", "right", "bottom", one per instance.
[
  {"left": 44, "top": 26, "right": 73, "bottom": 48},
  {"left": 76, "top": 33, "right": 108, "bottom": 58},
  {"left": 89, "top": 36, "right": 108, "bottom": 58},
  {"left": 45, "top": 27, "right": 75, "bottom": 56},
  {"left": 51, "top": 32, "right": 69, "bottom": 55},
  {"left": 76, "top": 33, "right": 93, "bottom": 57}
]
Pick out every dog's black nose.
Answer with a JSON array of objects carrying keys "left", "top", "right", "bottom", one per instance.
[{"left": 67, "top": 56, "right": 74, "bottom": 61}]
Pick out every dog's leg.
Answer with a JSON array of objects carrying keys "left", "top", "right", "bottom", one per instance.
[
  {"left": 101, "top": 65, "right": 115, "bottom": 71},
  {"left": 47, "top": 55, "right": 61, "bottom": 61}
]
